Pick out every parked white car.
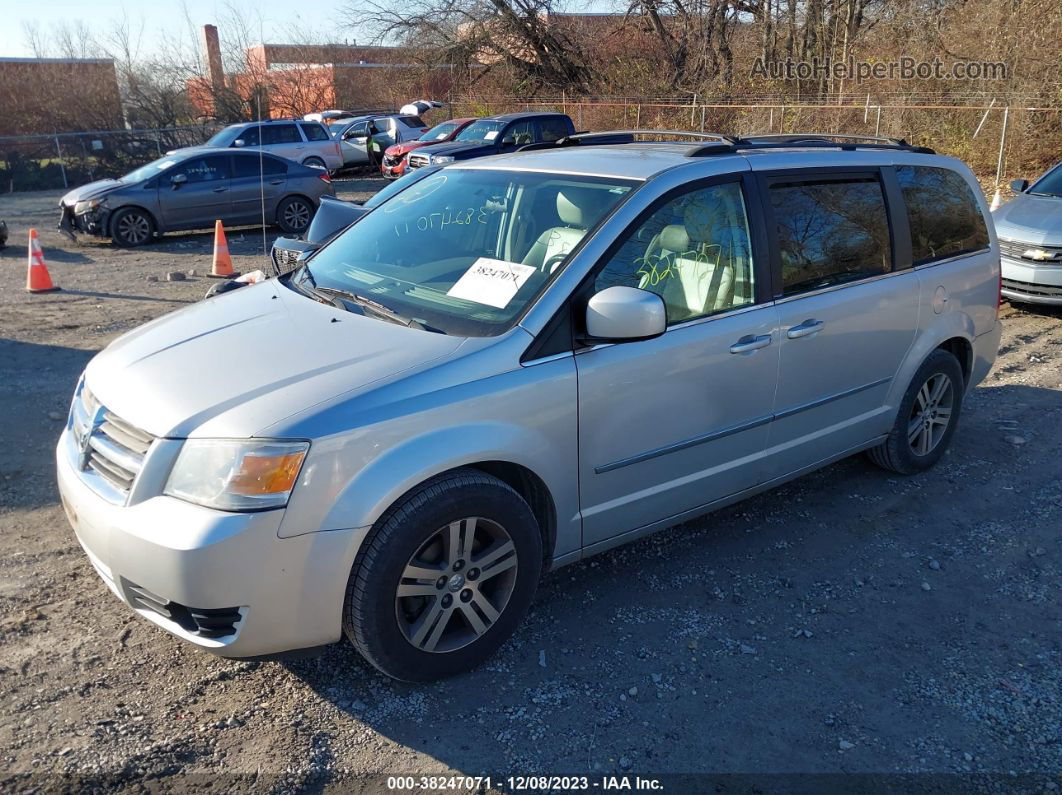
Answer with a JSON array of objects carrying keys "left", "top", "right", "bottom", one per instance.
[{"left": 332, "top": 114, "right": 428, "bottom": 166}]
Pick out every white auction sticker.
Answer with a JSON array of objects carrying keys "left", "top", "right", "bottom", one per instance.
[
  {"left": 446, "top": 258, "right": 536, "bottom": 308},
  {"left": 484, "top": 130, "right": 500, "bottom": 140}
]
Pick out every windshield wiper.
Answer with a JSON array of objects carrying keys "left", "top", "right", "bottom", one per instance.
[{"left": 312, "top": 287, "right": 445, "bottom": 333}]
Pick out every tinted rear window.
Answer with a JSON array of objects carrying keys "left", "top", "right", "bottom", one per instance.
[
  {"left": 768, "top": 177, "right": 892, "bottom": 296},
  {"left": 896, "top": 165, "right": 989, "bottom": 265},
  {"left": 299, "top": 123, "right": 330, "bottom": 142}
]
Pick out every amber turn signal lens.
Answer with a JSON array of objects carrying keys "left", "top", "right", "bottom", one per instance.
[{"left": 228, "top": 451, "right": 307, "bottom": 496}]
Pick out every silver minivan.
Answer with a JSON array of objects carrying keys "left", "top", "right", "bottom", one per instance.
[{"left": 57, "top": 133, "right": 1001, "bottom": 681}]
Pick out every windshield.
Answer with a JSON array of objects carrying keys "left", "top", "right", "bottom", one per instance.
[
  {"left": 363, "top": 166, "right": 443, "bottom": 209},
  {"left": 454, "top": 120, "right": 505, "bottom": 143},
  {"left": 203, "top": 126, "right": 241, "bottom": 147},
  {"left": 301, "top": 168, "right": 637, "bottom": 336},
  {"left": 123, "top": 155, "right": 183, "bottom": 183},
  {"left": 1028, "top": 163, "right": 1062, "bottom": 197},
  {"left": 420, "top": 121, "right": 460, "bottom": 142}
]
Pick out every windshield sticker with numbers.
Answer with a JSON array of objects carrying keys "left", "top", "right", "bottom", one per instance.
[{"left": 446, "top": 258, "right": 537, "bottom": 308}]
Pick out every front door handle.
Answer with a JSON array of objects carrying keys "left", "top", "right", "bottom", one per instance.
[
  {"left": 269, "top": 179, "right": 283, "bottom": 185},
  {"left": 786, "top": 319, "right": 825, "bottom": 339},
  {"left": 212, "top": 186, "right": 228, "bottom": 193},
  {"left": 729, "top": 334, "right": 773, "bottom": 354}
]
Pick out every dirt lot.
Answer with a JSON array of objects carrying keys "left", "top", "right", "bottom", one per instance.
[{"left": 0, "top": 184, "right": 1059, "bottom": 792}]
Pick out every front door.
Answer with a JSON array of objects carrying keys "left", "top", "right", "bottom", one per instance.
[
  {"left": 577, "top": 176, "right": 780, "bottom": 547},
  {"left": 759, "top": 169, "right": 919, "bottom": 478},
  {"left": 160, "top": 155, "right": 231, "bottom": 229}
]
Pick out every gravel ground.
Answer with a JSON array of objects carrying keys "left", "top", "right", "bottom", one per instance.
[{"left": 0, "top": 184, "right": 1059, "bottom": 792}]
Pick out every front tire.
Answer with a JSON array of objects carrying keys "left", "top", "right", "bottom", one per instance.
[
  {"left": 110, "top": 207, "right": 154, "bottom": 247},
  {"left": 867, "top": 349, "right": 964, "bottom": 474},
  {"left": 343, "top": 469, "right": 543, "bottom": 682}
]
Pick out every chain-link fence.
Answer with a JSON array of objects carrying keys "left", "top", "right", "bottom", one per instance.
[
  {"left": 0, "top": 125, "right": 221, "bottom": 193},
  {"left": 3, "top": 96, "right": 1060, "bottom": 193}
]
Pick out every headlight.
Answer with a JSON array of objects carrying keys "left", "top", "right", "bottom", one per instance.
[
  {"left": 74, "top": 199, "right": 101, "bottom": 214},
  {"left": 164, "top": 439, "right": 309, "bottom": 511},
  {"left": 432, "top": 155, "right": 455, "bottom": 164},
  {"left": 1022, "top": 248, "right": 1055, "bottom": 262}
]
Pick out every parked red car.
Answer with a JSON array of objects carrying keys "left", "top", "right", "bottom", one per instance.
[{"left": 381, "top": 118, "right": 476, "bottom": 179}]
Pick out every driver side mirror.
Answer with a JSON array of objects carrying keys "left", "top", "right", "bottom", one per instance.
[
  {"left": 584, "top": 286, "right": 666, "bottom": 343},
  {"left": 233, "top": 138, "right": 246, "bottom": 148},
  {"left": 170, "top": 173, "right": 187, "bottom": 190},
  {"left": 1010, "top": 178, "right": 1029, "bottom": 193}
]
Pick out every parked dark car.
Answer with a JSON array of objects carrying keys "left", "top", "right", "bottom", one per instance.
[
  {"left": 381, "top": 118, "right": 476, "bottom": 180},
  {"left": 271, "top": 165, "right": 443, "bottom": 275},
  {"left": 404, "top": 112, "right": 576, "bottom": 171},
  {"left": 58, "top": 149, "right": 335, "bottom": 246},
  {"left": 0, "top": 218, "right": 7, "bottom": 249}
]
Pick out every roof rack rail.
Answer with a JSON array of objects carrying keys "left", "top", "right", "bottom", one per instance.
[
  {"left": 515, "top": 128, "right": 935, "bottom": 156},
  {"left": 719, "top": 133, "right": 936, "bottom": 155}
]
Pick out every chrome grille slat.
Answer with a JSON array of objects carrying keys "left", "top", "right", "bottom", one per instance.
[
  {"left": 71, "top": 384, "right": 156, "bottom": 501},
  {"left": 999, "top": 238, "right": 1062, "bottom": 262}
]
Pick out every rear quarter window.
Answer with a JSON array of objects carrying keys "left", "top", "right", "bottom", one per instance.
[
  {"left": 299, "top": 123, "right": 330, "bottom": 142},
  {"left": 897, "top": 165, "right": 990, "bottom": 265}
]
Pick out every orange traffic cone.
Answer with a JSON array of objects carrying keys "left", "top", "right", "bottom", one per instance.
[
  {"left": 208, "top": 220, "right": 239, "bottom": 279},
  {"left": 26, "top": 229, "right": 60, "bottom": 293}
]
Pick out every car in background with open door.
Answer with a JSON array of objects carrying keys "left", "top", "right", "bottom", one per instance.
[{"left": 381, "top": 118, "right": 476, "bottom": 180}]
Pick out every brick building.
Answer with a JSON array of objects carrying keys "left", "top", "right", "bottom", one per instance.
[{"left": 189, "top": 25, "right": 453, "bottom": 120}]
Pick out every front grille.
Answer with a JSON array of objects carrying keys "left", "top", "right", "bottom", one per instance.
[
  {"left": 72, "top": 385, "right": 155, "bottom": 499},
  {"left": 999, "top": 238, "right": 1062, "bottom": 263},
  {"left": 1002, "top": 278, "right": 1062, "bottom": 298},
  {"left": 270, "top": 244, "right": 302, "bottom": 275},
  {"left": 408, "top": 153, "right": 430, "bottom": 169},
  {"left": 124, "top": 580, "right": 243, "bottom": 639}
]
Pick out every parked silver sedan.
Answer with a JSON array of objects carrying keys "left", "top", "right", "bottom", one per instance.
[
  {"left": 58, "top": 148, "right": 335, "bottom": 246},
  {"left": 993, "top": 162, "right": 1062, "bottom": 305}
]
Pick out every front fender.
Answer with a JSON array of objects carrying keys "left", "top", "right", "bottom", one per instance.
[{"left": 325, "top": 422, "right": 558, "bottom": 529}]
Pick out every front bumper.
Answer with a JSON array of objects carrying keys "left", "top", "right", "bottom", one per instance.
[
  {"left": 1001, "top": 256, "right": 1062, "bottom": 305},
  {"left": 58, "top": 204, "right": 109, "bottom": 238},
  {"left": 56, "top": 426, "right": 368, "bottom": 657}
]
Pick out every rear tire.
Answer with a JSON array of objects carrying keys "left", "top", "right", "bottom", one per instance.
[
  {"left": 867, "top": 349, "right": 964, "bottom": 475},
  {"left": 110, "top": 207, "right": 154, "bottom": 247},
  {"left": 343, "top": 469, "right": 543, "bottom": 682},
  {"left": 276, "top": 196, "right": 313, "bottom": 234}
]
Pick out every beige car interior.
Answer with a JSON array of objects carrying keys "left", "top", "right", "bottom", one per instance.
[{"left": 521, "top": 188, "right": 610, "bottom": 273}]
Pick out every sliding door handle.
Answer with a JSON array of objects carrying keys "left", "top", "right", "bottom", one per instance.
[
  {"left": 786, "top": 319, "right": 825, "bottom": 339},
  {"left": 730, "top": 334, "right": 772, "bottom": 354}
]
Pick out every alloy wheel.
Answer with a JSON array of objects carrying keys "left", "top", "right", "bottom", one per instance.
[
  {"left": 395, "top": 517, "right": 518, "bottom": 654},
  {"left": 907, "top": 372, "right": 954, "bottom": 456},
  {"left": 283, "top": 201, "right": 311, "bottom": 231},
  {"left": 117, "top": 213, "right": 150, "bottom": 245}
]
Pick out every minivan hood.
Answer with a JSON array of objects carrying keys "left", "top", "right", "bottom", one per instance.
[
  {"left": 61, "top": 179, "right": 124, "bottom": 207},
  {"left": 992, "top": 193, "right": 1062, "bottom": 244},
  {"left": 84, "top": 280, "right": 465, "bottom": 439}
]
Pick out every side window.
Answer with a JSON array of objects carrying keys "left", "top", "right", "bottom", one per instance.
[
  {"left": 232, "top": 154, "right": 287, "bottom": 178},
  {"left": 896, "top": 165, "right": 989, "bottom": 265},
  {"left": 768, "top": 177, "right": 891, "bottom": 296},
  {"left": 594, "top": 181, "right": 756, "bottom": 324},
  {"left": 173, "top": 155, "right": 229, "bottom": 183},
  {"left": 502, "top": 121, "right": 534, "bottom": 146},
  {"left": 261, "top": 124, "right": 300, "bottom": 145},
  {"left": 345, "top": 121, "right": 369, "bottom": 139},
  {"left": 537, "top": 118, "right": 572, "bottom": 143},
  {"left": 299, "top": 123, "right": 330, "bottom": 142},
  {"left": 236, "top": 126, "right": 260, "bottom": 146}
]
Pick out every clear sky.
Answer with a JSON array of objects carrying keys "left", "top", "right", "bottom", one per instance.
[{"left": 0, "top": 0, "right": 364, "bottom": 58}]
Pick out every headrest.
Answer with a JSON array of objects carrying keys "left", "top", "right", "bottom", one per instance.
[
  {"left": 658, "top": 224, "right": 690, "bottom": 253},
  {"left": 556, "top": 188, "right": 604, "bottom": 227},
  {"left": 683, "top": 197, "right": 717, "bottom": 243}
]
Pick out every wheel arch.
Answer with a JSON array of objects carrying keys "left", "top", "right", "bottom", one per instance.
[{"left": 108, "top": 204, "right": 160, "bottom": 238}]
